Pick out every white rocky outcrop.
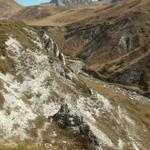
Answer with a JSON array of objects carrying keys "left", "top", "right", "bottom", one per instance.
[
  {"left": 118, "top": 35, "right": 139, "bottom": 53},
  {"left": 0, "top": 34, "right": 114, "bottom": 149},
  {"left": 41, "top": 31, "right": 66, "bottom": 66},
  {"left": 53, "top": 43, "right": 60, "bottom": 57},
  {"left": 50, "top": 104, "right": 102, "bottom": 149},
  {"left": 59, "top": 52, "right": 66, "bottom": 66}
]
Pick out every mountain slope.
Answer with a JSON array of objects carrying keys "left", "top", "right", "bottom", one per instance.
[
  {"left": 49, "top": 0, "right": 129, "bottom": 6},
  {"left": 13, "top": 4, "right": 68, "bottom": 23},
  {"left": 14, "top": 2, "right": 110, "bottom": 26},
  {"left": 77, "top": 0, "right": 150, "bottom": 96},
  {"left": 0, "top": 0, "right": 22, "bottom": 19},
  {"left": 19, "top": 0, "right": 150, "bottom": 96},
  {"left": 0, "top": 20, "right": 150, "bottom": 150},
  {"left": 12, "top": 0, "right": 150, "bottom": 95}
]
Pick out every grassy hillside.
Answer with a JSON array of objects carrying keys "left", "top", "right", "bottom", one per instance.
[
  {"left": 0, "top": 145, "right": 42, "bottom": 150},
  {"left": 13, "top": 2, "right": 110, "bottom": 26},
  {"left": 13, "top": 4, "right": 68, "bottom": 24},
  {"left": 0, "top": 0, "right": 22, "bottom": 18},
  {"left": 0, "top": 20, "right": 40, "bottom": 74}
]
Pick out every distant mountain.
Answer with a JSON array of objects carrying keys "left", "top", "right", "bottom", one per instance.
[
  {"left": 50, "top": 0, "right": 129, "bottom": 5},
  {"left": 50, "top": 0, "right": 98, "bottom": 6},
  {"left": 0, "top": 0, "right": 22, "bottom": 18}
]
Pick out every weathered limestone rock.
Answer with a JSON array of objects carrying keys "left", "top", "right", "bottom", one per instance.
[
  {"left": 118, "top": 36, "right": 128, "bottom": 51},
  {"left": 49, "top": 104, "right": 100, "bottom": 147},
  {"left": 118, "top": 35, "right": 139, "bottom": 53},
  {"left": 59, "top": 53, "right": 66, "bottom": 66},
  {"left": 42, "top": 33, "right": 49, "bottom": 48},
  {"left": 41, "top": 32, "right": 55, "bottom": 55},
  {"left": 81, "top": 30, "right": 95, "bottom": 44},
  {"left": 41, "top": 29, "right": 66, "bottom": 66},
  {"left": 49, "top": 38, "right": 55, "bottom": 52},
  {"left": 65, "top": 71, "right": 77, "bottom": 81},
  {"left": 87, "top": 86, "right": 97, "bottom": 97},
  {"left": 53, "top": 43, "right": 60, "bottom": 57},
  {"left": 52, "top": 63, "right": 66, "bottom": 77}
]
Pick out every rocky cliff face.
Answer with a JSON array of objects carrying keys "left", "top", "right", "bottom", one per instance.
[{"left": 0, "top": 20, "right": 150, "bottom": 150}]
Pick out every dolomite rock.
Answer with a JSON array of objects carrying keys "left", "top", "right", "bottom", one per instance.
[
  {"left": 50, "top": 104, "right": 100, "bottom": 147},
  {"left": 59, "top": 53, "right": 66, "bottom": 66},
  {"left": 52, "top": 63, "right": 77, "bottom": 81},
  {"left": 118, "top": 35, "right": 139, "bottom": 53},
  {"left": 42, "top": 32, "right": 55, "bottom": 55},
  {"left": 49, "top": 38, "right": 55, "bottom": 52},
  {"left": 65, "top": 71, "right": 77, "bottom": 81},
  {"left": 53, "top": 43, "right": 60, "bottom": 57},
  {"left": 118, "top": 36, "right": 128, "bottom": 51},
  {"left": 81, "top": 30, "right": 95, "bottom": 44},
  {"left": 42, "top": 32, "right": 50, "bottom": 46},
  {"left": 41, "top": 30, "right": 66, "bottom": 66},
  {"left": 52, "top": 63, "right": 66, "bottom": 77},
  {"left": 87, "top": 87, "right": 97, "bottom": 97}
]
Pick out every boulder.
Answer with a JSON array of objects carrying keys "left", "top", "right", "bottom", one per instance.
[
  {"left": 87, "top": 86, "right": 97, "bottom": 97},
  {"left": 49, "top": 104, "right": 100, "bottom": 147}
]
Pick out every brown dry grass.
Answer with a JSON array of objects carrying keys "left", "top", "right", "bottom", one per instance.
[
  {"left": 0, "top": 0, "right": 22, "bottom": 18},
  {"left": 0, "top": 20, "right": 41, "bottom": 74},
  {"left": 16, "top": 3, "right": 110, "bottom": 26},
  {"left": 0, "top": 145, "right": 43, "bottom": 150},
  {"left": 16, "top": 0, "right": 149, "bottom": 27},
  {"left": 81, "top": 75, "right": 150, "bottom": 149},
  {"left": 0, "top": 92, "right": 5, "bottom": 109},
  {"left": 81, "top": 76, "right": 150, "bottom": 125}
]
